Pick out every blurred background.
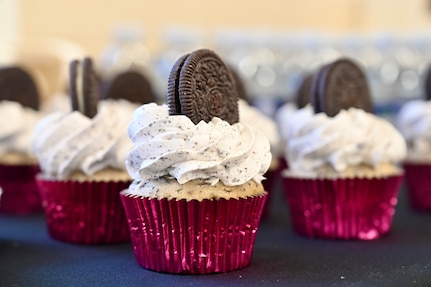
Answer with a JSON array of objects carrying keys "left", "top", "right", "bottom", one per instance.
[{"left": 2, "top": 0, "right": 431, "bottom": 118}]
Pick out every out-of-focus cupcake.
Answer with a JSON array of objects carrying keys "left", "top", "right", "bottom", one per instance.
[
  {"left": 282, "top": 59, "right": 406, "bottom": 240},
  {"left": 238, "top": 98, "right": 281, "bottom": 217},
  {"left": 120, "top": 49, "right": 270, "bottom": 274},
  {"left": 32, "top": 57, "right": 153, "bottom": 244},
  {"left": 0, "top": 67, "right": 43, "bottom": 215},
  {"left": 396, "top": 99, "right": 431, "bottom": 211}
]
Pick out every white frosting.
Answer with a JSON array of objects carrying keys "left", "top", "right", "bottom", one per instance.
[
  {"left": 126, "top": 103, "right": 271, "bottom": 190},
  {"left": 396, "top": 100, "right": 431, "bottom": 162},
  {"left": 285, "top": 106, "right": 407, "bottom": 177},
  {"left": 238, "top": 99, "right": 282, "bottom": 157},
  {"left": 0, "top": 101, "right": 42, "bottom": 156},
  {"left": 32, "top": 99, "right": 138, "bottom": 179}
]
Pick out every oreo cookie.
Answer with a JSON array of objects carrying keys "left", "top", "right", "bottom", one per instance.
[
  {"left": 0, "top": 66, "right": 40, "bottom": 110},
  {"left": 69, "top": 57, "right": 99, "bottom": 118},
  {"left": 311, "top": 58, "right": 373, "bottom": 117},
  {"left": 167, "top": 49, "right": 239, "bottom": 125},
  {"left": 101, "top": 70, "right": 155, "bottom": 104},
  {"left": 295, "top": 73, "right": 313, "bottom": 109}
]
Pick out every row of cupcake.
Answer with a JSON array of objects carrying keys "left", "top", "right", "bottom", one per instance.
[{"left": 0, "top": 47, "right": 430, "bottom": 275}]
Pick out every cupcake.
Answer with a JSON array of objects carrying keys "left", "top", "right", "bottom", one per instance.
[
  {"left": 120, "top": 49, "right": 271, "bottom": 274},
  {"left": 396, "top": 99, "right": 431, "bottom": 211},
  {"left": 32, "top": 57, "right": 152, "bottom": 244},
  {"left": 282, "top": 58, "right": 406, "bottom": 240},
  {"left": 0, "top": 66, "right": 43, "bottom": 214}
]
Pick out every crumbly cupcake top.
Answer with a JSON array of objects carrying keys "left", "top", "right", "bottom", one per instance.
[
  {"left": 32, "top": 99, "right": 137, "bottom": 180},
  {"left": 396, "top": 100, "right": 431, "bottom": 163},
  {"left": 125, "top": 103, "right": 271, "bottom": 198},
  {"left": 125, "top": 178, "right": 265, "bottom": 201},
  {"left": 284, "top": 106, "right": 406, "bottom": 178},
  {"left": 0, "top": 101, "right": 42, "bottom": 161}
]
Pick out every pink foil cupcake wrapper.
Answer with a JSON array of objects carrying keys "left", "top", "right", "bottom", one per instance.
[
  {"left": 36, "top": 177, "right": 131, "bottom": 244},
  {"left": 403, "top": 163, "right": 431, "bottom": 211},
  {"left": 120, "top": 193, "right": 267, "bottom": 274},
  {"left": 0, "top": 164, "right": 42, "bottom": 215},
  {"left": 282, "top": 175, "right": 404, "bottom": 240}
]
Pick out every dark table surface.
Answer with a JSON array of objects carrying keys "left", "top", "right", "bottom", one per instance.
[{"left": 1, "top": 183, "right": 431, "bottom": 287}]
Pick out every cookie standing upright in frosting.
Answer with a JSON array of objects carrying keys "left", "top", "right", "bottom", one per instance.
[
  {"left": 167, "top": 49, "right": 239, "bottom": 124},
  {"left": 121, "top": 48, "right": 271, "bottom": 274},
  {"left": 282, "top": 57, "right": 406, "bottom": 240},
  {"left": 100, "top": 70, "right": 156, "bottom": 105}
]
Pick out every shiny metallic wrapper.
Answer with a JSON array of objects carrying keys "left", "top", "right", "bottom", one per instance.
[
  {"left": 36, "top": 176, "right": 131, "bottom": 244},
  {"left": 282, "top": 174, "right": 404, "bottom": 240},
  {"left": 0, "top": 164, "right": 42, "bottom": 215},
  {"left": 120, "top": 192, "right": 267, "bottom": 274},
  {"left": 404, "top": 163, "right": 431, "bottom": 211}
]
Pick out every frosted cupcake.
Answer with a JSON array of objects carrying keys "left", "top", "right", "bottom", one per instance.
[
  {"left": 396, "top": 100, "right": 431, "bottom": 211},
  {"left": 32, "top": 58, "right": 139, "bottom": 244},
  {"left": 0, "top": 67, "right": 43, "bottom": 214},
  {"left": 282, "top": 58, "right": 406, "bottom": 240},
  {"left": 120, "top": 49, "right": 270, "bottom": 274}
]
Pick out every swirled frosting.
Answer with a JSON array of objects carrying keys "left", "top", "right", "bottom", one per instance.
[
  {"left": 238, "top": 99, "right": 282, "bottom": 158},
  {"left": 32, "top": 99, "right": 137, "bottom": 179},
  {"left": 126, "top": 103, "right": 271, "bottom": 193},
  {"left": 396, "top": 100, "right": 431, "bottom": 162},
  {"left": 0, "top": 101, "right": 42, "bottom": 160},
  {"left": 285, "top": 106, "right": 406, "bottom": 178}
]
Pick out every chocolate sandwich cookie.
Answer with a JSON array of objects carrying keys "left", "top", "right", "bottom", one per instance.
[
  {"left": 295, "top": 73, "right": 313, "bottom": 109},
  {"left": 0, "top": 66, "right": 40, "bottom": 110},
  {"left": 311, "top": 58, "right": 373, "bottom": 117},
  {"left": 167, "top": 49, "right": 239, "bottom": 125},
  {"left": 69, "top": 57, "right": 99, "bottom": 118},
  {"left": 101, "top": 70, "right": 155, "bottom": 104}
]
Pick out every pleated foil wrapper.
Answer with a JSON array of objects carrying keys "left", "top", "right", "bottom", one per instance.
[
  {"left": 404, "top": 163, "right": 431, "bottom": 211},
  {"left": 282, "top": 174, "right": 404, "bottom": 240},
  {"left": 0, "top": 164, "right": 42, "bottom": 215},
  {"left": 120, "top": 192, "right": 268, "bottom": 274},
  {"left": 36, "top": 177, "right": 131, "bottom": 244}
]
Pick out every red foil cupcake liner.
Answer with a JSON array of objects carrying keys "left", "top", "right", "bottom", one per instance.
[
  {"left": 282, "top": 175, "right": 404, "bottom": 240},
  {"left": 0, "top": 164, "right": 42, "bottom": 215},
  {"left": 36, "top": 177, "right": 131, "bottom": 244},
  {"left": 120, "top": 192, "right": 267, "bottom": 274},
  {"left": 404, "top": 163, "right": 431, "bottom": 211}
]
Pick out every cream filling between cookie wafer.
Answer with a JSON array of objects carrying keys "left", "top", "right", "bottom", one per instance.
[{"left": 75, "top": 62, "right": 85, "bottom": 114}]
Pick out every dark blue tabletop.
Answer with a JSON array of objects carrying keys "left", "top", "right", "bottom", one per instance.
[{"left": 1, "top": 184, "right": 431, "bottom": 287}]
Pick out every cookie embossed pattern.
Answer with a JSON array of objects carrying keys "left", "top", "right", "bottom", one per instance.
[{"left": 120, "top": 48, "right": 271, "bottom": 274}]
